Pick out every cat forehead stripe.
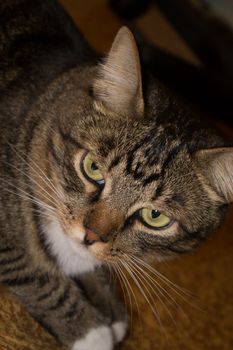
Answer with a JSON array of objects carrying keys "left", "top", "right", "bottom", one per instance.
[
  {"left": 59, "top": 126, "right": 82, "bottom": 149},
  {"left": 124, "top": 139, "right": 185, "bottom": 186}
]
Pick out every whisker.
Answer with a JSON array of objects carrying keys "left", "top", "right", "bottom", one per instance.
[
  {"left": 0, "top": 178, "right": 68, "bottom": 233},
  {"left": 106, "top": 262, "right": 114, "bottom": 286},
  {"left": 130, "top": 255, "right": 202, "bottom": 312},
  {"left": 127, "top": 256, "right": 189, "bottom": 317},
  {"left": 126, "top": 257, "right": 183, "bottom": 331},
  {"left": 2, "top": 159, "right": 62, "bottom": 210},
  {"left": 0, "top": 180, "right": 68, "bottom": 233},
  {"left": 0, "top": 177, "right": 58, "bottom": 214},
  {"left": 121, "top": 259, "right": 167, "bottom": 337},
  {"left": 131, "top": 255, "right": 193, "bottom": 296},
  {"left": 114, "top": 262, "right": 134, "bottom": 328},
  {"left": 7, "top": 142, "right": 63, "bottom": 200},
  {"left": 118, "top": 261, "right": 141, "bottom": 323}
]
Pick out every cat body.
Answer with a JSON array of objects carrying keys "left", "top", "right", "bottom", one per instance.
[
  {"left": 0, "top": 1, "right": 232, "bottom": 349},
  {"left": 0, "top": 1, "right": 126, "bottom": 348}
]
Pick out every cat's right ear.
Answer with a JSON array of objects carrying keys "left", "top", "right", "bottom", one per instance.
[
  {"left": 93, "top": 26, "right": 144, "bottom": 118},
  {"left": 195, "top": 147, "right": 233, "bottom": 203}
]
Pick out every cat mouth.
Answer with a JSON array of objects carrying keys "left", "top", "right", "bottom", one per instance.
[{"left": 82, "top": 230, "right": 120, "bottom": 263}]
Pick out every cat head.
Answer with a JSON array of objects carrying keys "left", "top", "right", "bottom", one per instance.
[{"left": 40, "top": 27, "right": 233, "bottom": 266}]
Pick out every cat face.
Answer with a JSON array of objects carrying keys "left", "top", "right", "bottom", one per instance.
[{"left": 42, "top": 27, "right": 232, "bottom": 266}]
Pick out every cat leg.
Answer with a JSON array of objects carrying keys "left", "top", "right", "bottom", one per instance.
[
  {"left": 2, "top": 271, "right": 115, "bottom": 350},
  {"left": 74, "top": 267, "right": 128, "bottom": 345}
]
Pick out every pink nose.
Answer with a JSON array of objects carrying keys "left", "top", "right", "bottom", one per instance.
[{"left": 84, "top": 228, "right": 102, "bottom": 245}]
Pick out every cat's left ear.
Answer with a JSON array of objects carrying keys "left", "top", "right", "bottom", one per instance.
[
  {"left": 195, "top": 147, "right": 233, "bottom": 203},
  {"left": 93, "top": 26, "right": 144, "bottom": 117}
]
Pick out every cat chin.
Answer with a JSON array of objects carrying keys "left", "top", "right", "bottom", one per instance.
[{"left": 42, "top": 216, "right": 101, "bottom": 276}]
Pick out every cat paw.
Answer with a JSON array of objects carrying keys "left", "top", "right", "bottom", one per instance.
[
  {"left": 72, "top": 326, "right": 113, "bottom": 350},
  {"left": 112, "top": 321, "right": 128, "bottom": 343}
]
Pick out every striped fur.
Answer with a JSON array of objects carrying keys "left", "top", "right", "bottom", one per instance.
[{"left": 0, "top": 1, "right": 232, "bottom": 349}]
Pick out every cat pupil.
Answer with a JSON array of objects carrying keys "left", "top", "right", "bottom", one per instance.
[
  {"left": 91, "top": 162, "right": 98, "bottom": 171},
  {"left": 151, "top": 210, "right": 160, "bottom": 219}
]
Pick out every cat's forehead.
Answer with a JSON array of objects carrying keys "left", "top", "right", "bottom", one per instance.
[
  {"left": 92, "top": 118, "right": 182, "bottom": 170},
  {"left": 81, "top": 111, "right": 179, "bottom": 153},
  {"left": 94, "top": 121, "right": 191, "bottom": 192}
]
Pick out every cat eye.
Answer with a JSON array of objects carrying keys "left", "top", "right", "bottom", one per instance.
[
  {"left": 81, "top": 153, "right": 105, "bottom": 185},
  {"left": 140, "top": 208, "right": 171, "bottom": 229}
]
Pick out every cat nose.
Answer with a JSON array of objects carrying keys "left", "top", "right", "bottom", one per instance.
[{"left": 84, "top": 227, "right": 108, "bottom": 245}]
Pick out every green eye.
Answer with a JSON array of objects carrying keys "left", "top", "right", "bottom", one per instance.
[
  {"left": 140, "top": 208, "right": 171, "bottom": 229},
  {"left": 82, "top": 153, "right": 104, "bottom": 185}
]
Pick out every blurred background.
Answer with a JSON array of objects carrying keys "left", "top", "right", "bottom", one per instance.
[
  {"left": 61, "top": 0, "right": 233, "bottom": 130},
  {"left": 0, "top": 1, "right": 232, "bottom": 350}
]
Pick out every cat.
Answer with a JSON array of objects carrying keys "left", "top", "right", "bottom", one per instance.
[{"left": 0, "top": 1, "right": 232, "bottom": 350}]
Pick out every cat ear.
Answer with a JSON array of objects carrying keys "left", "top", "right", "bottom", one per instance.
[
  {"left": 93, "top": 26, "right": 144, "bottom": 117},
  {"left": 195, "top": 147, "right": 233, "bottom": 203}
]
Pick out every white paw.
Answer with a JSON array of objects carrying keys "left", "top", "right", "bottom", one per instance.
[
  {"left": 112, "top": 321, "right": 128, "bottom": 343},
  {"left": 72, "top": 326, "right": 113, "bottom": 350}
]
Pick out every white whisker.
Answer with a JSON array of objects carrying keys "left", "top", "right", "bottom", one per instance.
[
  {"left": 2, "top": 158, "right": 62, "bottom": 210},
  {"left": 7, "top": 142, "right": 64, "bottom": 199},
  {"left": 114, "top": 262, "right": 134, "bottom": 328},
  {"left": 0, "top": 177, "right": 61, "bottom": 217},
  {"left": 121, "top": 259, "right": 167, "bottom": 337},
  {"left": 130, "top": 255, "right": 202, "bottom": 312},
  {"left": 126, "top": 257, "right": 182, "bottom": 331},
  {"left": 128, "top": 256, "right": 188, "bottom": 315}
]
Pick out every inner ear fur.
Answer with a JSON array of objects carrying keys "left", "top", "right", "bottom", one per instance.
[
  {"left": 195, "top": 147, "right": 233, "bottom": 203},
  {"left": 93, "top": 26, "right": 144, "bottom": 117}
]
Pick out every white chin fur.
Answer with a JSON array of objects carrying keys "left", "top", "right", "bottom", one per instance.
[
  {"left": 72, "top": 326, "right": 113, "bottom": 350},
  {"left": 42, "top": 216, "right": 100, "bottom": 276}
]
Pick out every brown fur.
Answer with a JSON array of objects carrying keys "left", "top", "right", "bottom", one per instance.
[{"left": 0, "top": 1, "right": 232, "bottom": 349}]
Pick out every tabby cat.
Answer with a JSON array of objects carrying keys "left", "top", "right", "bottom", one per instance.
[{"left": 0, "top": 1, "right": 232, "bottom": 349}]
